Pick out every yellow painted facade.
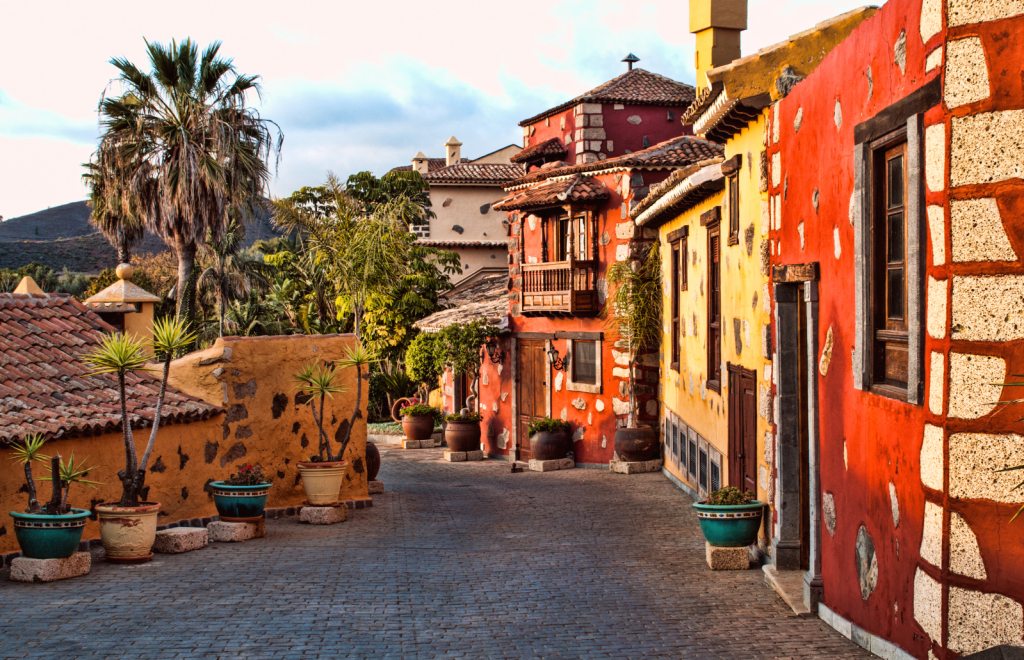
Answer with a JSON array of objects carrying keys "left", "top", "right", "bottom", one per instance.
[{"left": 656, "top": 113, "right": 772, "bottom": 539}]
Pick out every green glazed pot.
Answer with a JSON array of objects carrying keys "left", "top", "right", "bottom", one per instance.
[
  {"left": 692, "top": 501, "right": 766, "bottom": 547},
  {"left": 10, "top": 509, "right": 91, "bottom": 559},
  {"left": 210, "top": 482, "right": 272, "bottom": 522}
]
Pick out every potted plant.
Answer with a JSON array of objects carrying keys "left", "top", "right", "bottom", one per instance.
[
  {"left": 394, "top": 402, "right": 438, "bottom": 442},
  {"left": 436, "top": 319, "right": 499, "bottom": 414},
  {"left": 445, "top": 410, "right": 483, "bottom": 453},
  {"left": 8, "top": 434, "right": 100, "bottom": 559},
  {"left": 210, "top": 463, "right": 272, "bottom": 522},
  {"left": 693, "top": 487, "right": 766, "bottom": 547},
  {"left": 528, "top": 418, "right": 572, "bottom": 461},
  {"left": 293, "top": 344, "right": 374, "bottom": 506},
  {"left": 605, "top": 242, "right": 663, "bottom": 462},
  {"left": 81, "top": 317, "right": 195, "bottom": 563}
]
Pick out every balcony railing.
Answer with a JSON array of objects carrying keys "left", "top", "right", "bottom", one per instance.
[{"left": 521, "top": 261, "right": 599, "bottom": 316}]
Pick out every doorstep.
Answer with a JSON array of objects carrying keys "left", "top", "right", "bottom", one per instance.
[{"left": 763, "top": 565, "right": 811, "bottom": 616}]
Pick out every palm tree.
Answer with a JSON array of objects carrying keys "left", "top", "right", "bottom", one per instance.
[
  {"left": 96, "top": 38, "right": 282, "bottom": 326},
  {"left": 198, "top": 217, "right": 270, "bottom": 336},
  {"left": 83, "top": 151, "right": 146, "bottom": 264}
]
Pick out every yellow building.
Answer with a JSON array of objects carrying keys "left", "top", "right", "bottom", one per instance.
[{"left": 633, "top": 0, "right": 876, "bottom": 562}]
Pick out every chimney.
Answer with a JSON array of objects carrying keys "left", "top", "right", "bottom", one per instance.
[
  {"left": 690, "top": 0, "right": 746, "bottom": 91},
  {"left": 84, "top": 263, "right": 161, "bottom": 353},
  {"left": 622, "top": 53, "right": 640, "bottom": 71},
  {"left": 412, "top": 151, "right": 430, "bottom": 176},
  {"left": 444, "top": 136, "right": 463, "bottom": 167}
]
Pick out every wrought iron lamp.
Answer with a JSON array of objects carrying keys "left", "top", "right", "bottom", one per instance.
[
  {"left": 546, "top": 345, "right": 569, "bottom": 371},
  {"left": 485, "top": 338, "right": 504, "bottom": 364}
]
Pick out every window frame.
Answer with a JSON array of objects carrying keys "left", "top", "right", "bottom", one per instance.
[
  {"left": 703, "top": 207, "right": 722, "bottom": 394},
  {"left": 565, "top": 337, "right": 602, "bottom": 394},
  {"left": 727, "top": 173, "right": 740, "bottom": 246},
  {"left": 667, "top": 226, "right": 689, "bottom": 373}
]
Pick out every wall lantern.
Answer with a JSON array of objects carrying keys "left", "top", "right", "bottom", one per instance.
[
  {"left": 547, "top": 345, "right": 569, "bottom": 372},
  {"left": 485, "top": 338, "right": 504, "bottom": 364}
]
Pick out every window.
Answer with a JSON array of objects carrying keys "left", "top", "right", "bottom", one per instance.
[
  {"left": 727, "top": 174, "right": 740, "bottom": 246},
  {"left": 572, "top": 340, "right": 598, "bottom": 385},
  {"left": 872, "top": 136, "right": 909, "bottom": 394},
  {"left": 556, "top": 216, "right": 570, "bottom": 261},
  {"left": 554, "top": 213, "right": 591, "bottom": 262},
  {"left": 667, "top": 227, "right": 689, "bottom": 372},
  {"left": 702, "top": 207, "right": 722, "bottom": 393}
]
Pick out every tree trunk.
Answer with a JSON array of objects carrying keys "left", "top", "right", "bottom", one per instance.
[
  {"left": 138, "top": 357, "right": 171, "bottom": 481},
  {"left": 45, "top": 455, "right": 62, "bottom": 515},
  {"left": 118, "top": 371, "right": 140, "bottom": 506},
  {"left": 172, "top": 230, "right": 198, "bottom": 326},
  {"left": 337, "top": 366, "right": 361, "bottom": 461},
  {"left": 23, "top": 461, "right": 41, "bottom": 514}
]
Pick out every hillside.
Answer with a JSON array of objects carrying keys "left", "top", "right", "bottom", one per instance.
[{"left": 0, "top": 200, "right": 283, "bottom": 274}]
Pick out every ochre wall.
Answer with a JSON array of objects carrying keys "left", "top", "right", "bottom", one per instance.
[
  {"left": 772, "top": 0, "right": 1024, "bottom": 656},
  {"left": 0, "top": 334, "right": 368, "bottom": 556}
]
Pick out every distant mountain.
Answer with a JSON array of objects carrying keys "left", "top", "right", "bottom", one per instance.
[{"left": 0, "top": 200, "right": 283, "bottom": 274}]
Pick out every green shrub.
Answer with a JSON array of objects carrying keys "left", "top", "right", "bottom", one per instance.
[
  {"left": 400, "top": 403, "right": 437, "bottom": 418},
  {"left": 704, "top": 487, "right": 754, "bottom": 506},
  {"left": 446, "top": 412, "right": 483, "bottom": 423},
  {"left": 527, "top": 418, "right": 570, "bottom": 437}
]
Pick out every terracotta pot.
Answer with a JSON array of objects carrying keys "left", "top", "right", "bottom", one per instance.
[
  {"left": 445, "top": 421, "right": 481, "bottom": 453},
  {"left": 402, "top": 415, "right": 435, "bottom": 441},
  {"left": 530, "top": 431, "right": 570, "bottom": 461},
  {"left": 95, "top": 502, "right": 161, "bottom": 564},
  {"left": 297, "top": 461, "right": 347, "bottom": 505},
  {"left": 365, "top": 441, "right": 381, "bottom": 482},
  {"left": 614, "top": 426, "right": 659, "bottom": 462}
]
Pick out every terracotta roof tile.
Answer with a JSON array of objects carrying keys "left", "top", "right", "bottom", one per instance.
[
  {"left": 493, "top": 175, "right": 610, "bottom": 212},
  {"left": 0, "top": 293, "right": 221, "bottom": 446},
  {"left": 390, "top": 158, "right": 469, "bottom": 174},
  {"left": 508, "top": 135, "right": 724, "bottom": 187},
  {"left": 510, "top": 138, "right": 568, "bottom": 164},
  {"left": 415, "top": 239, "right": 508, "bottom": 248},
  {"left": 519, "top": 68, "right": 697, "bottom": 127},
  {"left": 423, "top": 163, "right": 523, "bottom": 185}
]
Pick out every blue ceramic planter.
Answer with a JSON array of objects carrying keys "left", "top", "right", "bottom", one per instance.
[
  {"left": 692, "top": 501, "right": 766, "bottom": 547},
  {"left": 210, "top": 482, "right": 271, "bottom": 522},
  {"left": 10, "top": 509, "right": 91, "bottom": 559}
]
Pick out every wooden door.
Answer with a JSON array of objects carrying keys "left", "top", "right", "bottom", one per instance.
[
  {"left": 728, "top": 364, "right": 758, "bottom": 494},
  {"left": 797, "top": 285, "right": 811, "bottom": 571},
  {"left": 516, "top": 339, "right": 548, "bottom": 462}
]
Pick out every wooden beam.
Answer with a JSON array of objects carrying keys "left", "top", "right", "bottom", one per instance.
[
  {"left": 554, "top": 331, "right": 603, "bottom": 341},
  {"left": 666, "top": 226, "right": 689, "bottom": 244},
  {"left": 700, "top": 206, "right": 721, "bottom": 227},
  {"left": 772, "top": 262, "right": 820, "bottom": 282}
]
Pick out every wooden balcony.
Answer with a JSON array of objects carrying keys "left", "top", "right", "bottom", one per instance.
[{"left": 521, "top": 261, "right": 599, "bottom": 316}]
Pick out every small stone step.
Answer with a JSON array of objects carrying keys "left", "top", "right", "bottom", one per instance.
[
  {"left": 207, "top": 519, "right": 265, "bottom": 543},
  {"left": 368, "top": 479, "right": 384, "bottom": 494},
  {"left": 401, "top": 439, "right": 420, "bottom": 449},
  {"left": 419, "top": 438, "right": 436, "bottom": 448},
  {"left": 154, "top": 527, "right": 208, "bottom": 554},
  {"left": 528, "top": 457, "right": 575, "bottom": 472},
  {"left": 10, "top": 552, "right": 91, "bottom": 583},
  {"left": 705, "top": 542, "right": 751, "bottom": 570},
  {"left": 609, "top": 458, "right": 663, "bottom": 474},
  {"left": 299, "top": 505, "right": 347, "bottom": 525}
]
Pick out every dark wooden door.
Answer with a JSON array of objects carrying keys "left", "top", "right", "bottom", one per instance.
[
  {"left": 516, "top": 339, "right": 548, "bottom": 461},
  {"left": 728, "top": 364, "right": 758, "bottom": 495},
  {"left": 797, "top": 285, "right": 811, "bottom": 571}
]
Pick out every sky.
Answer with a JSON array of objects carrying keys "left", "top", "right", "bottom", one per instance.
[{"left": 0, "top": 0, "right": 874, "bottom": 221}]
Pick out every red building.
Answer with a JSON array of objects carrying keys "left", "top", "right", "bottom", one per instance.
[{"left": 767, "top": 0, "right": 1024, "bottom": 656}]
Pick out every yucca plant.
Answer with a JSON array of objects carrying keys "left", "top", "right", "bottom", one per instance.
[
  {"left": 293, "top": 343, "right": 378, "bottom": 463},
  {"left": 8, "top": 434, "right": 100, "bottom": 515},
  {"left": 81, "top": 318, "right": 196, "bottom": 506},
  {"left": 9, "top": 434, "right": 49, "bottom": 514}
]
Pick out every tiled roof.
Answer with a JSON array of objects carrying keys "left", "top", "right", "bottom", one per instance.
[
  {"left": 631, "top": 158, "right": 727, "bottom": 227},
  {"left": 423, "top": 163, "right": 523, "bottom": 185},
  {"left": 519, "top": 68, "right": 697, "bottom": 127},
  {"left": 390, "top": 158, "right": 468, "bottom": 174},
  {"left": 510, "top": 138, "right": 567, "bottom": 164},
  {"left": 416, "top": 239, "right": 507, "bottom": 248},
  {"left": 508, "top": 135, "right": 725, "bottom": 187},
  {"left": 414, "top": 273, "right": 507, "bottom": 332},
  {"left": 493, "top": 175, "right": 610, "bottom": 212},
  {"left": 0, "top": 293, "right": 221, "bottom": 446}
]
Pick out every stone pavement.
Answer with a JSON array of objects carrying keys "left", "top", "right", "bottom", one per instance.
[{"left": 0, "top": 445, "right": 872, "bottom": 659}]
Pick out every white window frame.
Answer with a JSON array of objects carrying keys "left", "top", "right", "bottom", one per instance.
[{"left": 565, "top": 338, "right": 602, "bottom": 394}]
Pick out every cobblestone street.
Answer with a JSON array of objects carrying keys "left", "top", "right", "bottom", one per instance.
[{"left": 1, "top": 447, "right": 872, "bottom": 659}]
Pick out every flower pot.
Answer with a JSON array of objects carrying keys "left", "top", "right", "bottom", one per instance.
[
  {"left": 366, "top": 441, "right": 381, "bottom": 482},
  {"left": 692, "top": 501, "right": 766, "bottom": 547},
  {"left": 445, "top": 421, "right": 481, "bottom": 453},
  {"left": 614, "top": 426, "right": 659, "bottom": 462},
  {"left": 210, "top": 482, "right": 272, "bottom": 523},
  {"left": 530, "top": 431, "right": 570, "bottom": 461},
  {"left": 95, "top": 502, "right": 161, "bottom": 563},
  {"left": 402, "top": 415, "right": 435, "bottom": 441},
  {"left": 10, "top": 509, "right": 90, "bottom": 559},
  {"left": 297, "top": 461, "right": 347, "bottom": 506}
]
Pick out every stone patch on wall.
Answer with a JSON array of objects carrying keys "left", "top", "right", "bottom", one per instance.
[
  {"left": 920, "top": 501, "right": 943, "bottom": 568},
  {"left": 889, "top": 482, "right": 900, "bottom": 528},
  {"left": 950, "top": 432, "right": 1024, "bottom": 502},
  {"left": 819, "top": 326, "right": 834, "bottom": 376},
  {"left": 929, "top": 351, "right": 945, "bottom": 415},
  {"left": 771, "top": 152, "right": 781, "bottom": 187},
  {"left": 833, "top": 226, "right": 842, "bottom": 259},
  {"left": 914, "top": 567, "right": 943, "bottom": 644},
  {"left": 951, "top": 111, "right": 1024, "bottom": 187},
  {"left": 555, "top": 371, "right": 564, "bottom": 392},
  {"left": 834, "top": 99, "right": 843, "bottom": 129},
  {"left": 947, "top": 0, "right": 1024, "bottom": 26},
  {"left": 572, "top": 397, "right": 586, "bottom": 410},
  {"left": 856, "top": 526, "right": 878, "bottom": 599},
  {"left": 951, "top": 276, "right": 1024, "bottom": 341},
  {"left": 927, "top": 277, "right": 947, "bottom": 339},
  {"left": 951, "top": 198, "right": 1017, "bottom": 262},
  {"left": 925, "top": 123, "right": 946, "bottom": 192},
  {"left": 894, "top": 29, "right": 907, "bottom": 75},
  {"left": 947, "top": 586, "right": 1024, "bottom": 656},
  {"left": 948, "top": 352, "right": 1005, "bottom": 418},
  {"left": 926, "top": 47, "right": 943, "bottom": 72},
  {"left": 950, "top": 511, "right": 987, "bottom": 579},
  {"left": 920, "top": 0, "right": 942, "bottom": 41},
  {"left": 927, "top": 205, "right": 946, "bottom": 266},
  {"left": 823, "top": 491, "right": 836, "bottom": 536},
  {"left": 945, "top": 37, "right": 990, "bottom": 108},
  {"left": 920, "top": 424, "right": 944, "bottom": 491}
]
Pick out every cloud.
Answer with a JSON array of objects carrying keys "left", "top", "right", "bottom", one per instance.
[{"left": 0, "top": 89, "right": 97, "bottom": 145}]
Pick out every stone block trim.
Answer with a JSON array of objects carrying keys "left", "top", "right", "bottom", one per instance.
[
  {"left": 948, "top": 353, "right": 1005, "bottom": 418},
  {"left": 299, "top": 506, "right": 347, "bottom": 525},
  {"left": 947, "top": 0, "right": 1024, "bottom": 27},
  {"left": 944, "top": 37, "right": 991, "bottom": 109},
  {"left": 947, "top": 586, "right": 1024, "bottom": 656},
  {"left": 914, "top": 567, "right": 943, "bottom": 644},
  {"left": 818, "top": 603, "right": 917, "bottom": 660},
  {"left": 705, "top": 543, "right": 750, "bottom": 570},
  {"left": 153, "top": 528, "right": 208, "bottom": 554},
  {"left": 529, "top": 457, "right": 575, "bottom": 472},
  {"left": 10, "top": 553, "right": 91, "bottom": 583},
  {"left": 609, "top": 458, "right": 663, "bottom": 474},
  {"left": 207, "top": 519, "right": 265, "bottom": 543},
  {"left": 951, "top": 111, "right": 1024, "bottom": 187},
  {"left": 949, "top": 432, "right": 1024, "bottom": 502},
  {"left": 951, "top": 276, "right": 1024, "bottom": 342},
  {"left": 950, "top": 198, "right": 1017, "bottom": 262}
]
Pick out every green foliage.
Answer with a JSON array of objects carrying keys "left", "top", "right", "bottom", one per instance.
[
  {"left": 437, "top": 320, "right": 499, "bottom": 379},
  {"left": 406, "top": 332, "right": 443, "bottom": 387},
  {"left": 527, "top": 418, "right": 571, "bottom": 437},
  {"left": 8, "top": 434, "right": 49, "bottom": 513},
  {"left": 225, "top": 463, "right": 271, "bottom": 486},
  {"left": 44, "top": 453, "right": 102, "bottom": 513},
  {"left": 346, "top": 170, "right": 435, "bottom": 226},
  {"left": 704, "top": 487, "right": 754, "bottom": 506},
  {"left": 446, "top": 411, "right": 483, "bottom": 423},
  {"left": 81, "top": 333, "right": 152, "bottom": 376},
  {"left": 400, "top": 403, "right": 437, "bottom": 418},
  {"left": 0, "top": 262, "right": 93, "bottom": 298},
  {"left": 151, "top": 316, "right": 198, "bottom": 360}
]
